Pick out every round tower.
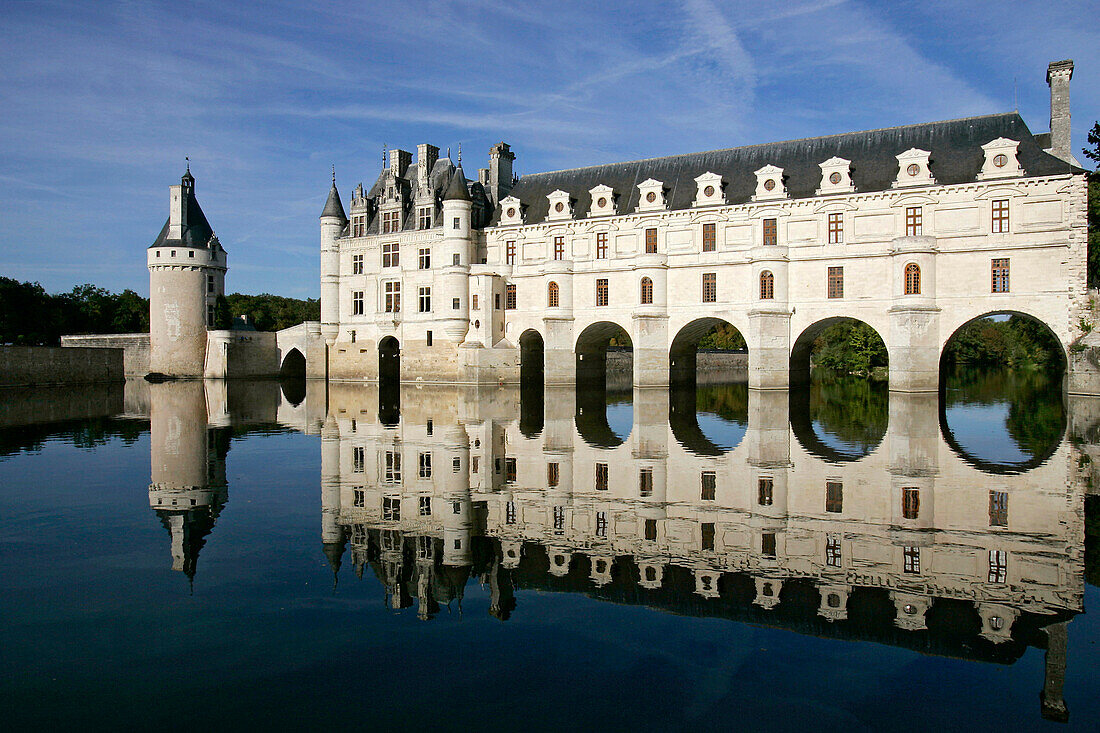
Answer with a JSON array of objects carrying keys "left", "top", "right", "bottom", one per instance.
[
  {"left": 147, "top": 167, "right": 227, "bottom": 376},
  {"left": 320, "top": 171, "right": 348, "bottom": 346},
  {"left": 439, "top": 165, "right": 473, "bottom": 342}
]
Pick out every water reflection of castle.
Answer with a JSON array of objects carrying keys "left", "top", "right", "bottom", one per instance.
[{"left": 139, "top": 378, "right": 1094, "bottom": 723}]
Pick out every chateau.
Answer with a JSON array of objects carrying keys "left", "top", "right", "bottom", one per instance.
[{"left": 319, "top": 59, "right": 1090, "bottom": 392}]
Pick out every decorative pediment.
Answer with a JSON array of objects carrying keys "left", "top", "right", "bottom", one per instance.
[
  {"left": 977, "top": 138, "right": 1024, "bottom": 180},
  {"left": 587, "top": 184, "right": 617, "bottom": 217},
  {"left": 499, "top": 195, "right": 523, "bottom": 225},
  {"left": 637, "top": 178, "right": 667, "bottom": 212},
  {"left": 693, "top": 171, "right": 726, "bottom": 207},
  {"left": 893, "top": 148, "right": 935, "bottom": 188},
  {"left": 546, "top": 189, "right": 573, "bottom": 220},
  {"left": 753, "top": 164, "right": 787, "bottom": 201},
  {"left": 817, "top": 156, "right": 854, "bottom": 195}
]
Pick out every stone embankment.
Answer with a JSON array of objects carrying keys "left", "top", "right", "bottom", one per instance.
[
  {"left": 0, "top": 346, "right": 124, "bottom": 388},
  {"left": 61, "top": 334, "right": 150, "bottom": 376}
]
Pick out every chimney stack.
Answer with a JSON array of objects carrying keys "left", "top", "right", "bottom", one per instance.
[
  {"left": 1046, "top": 59, "right": 1075, "bottom": 164},
  {"left": 489, "top": 142, "right": 515, "bottom": 205}
]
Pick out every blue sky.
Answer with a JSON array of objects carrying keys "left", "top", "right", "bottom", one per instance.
[{"left": 1, "top": 0, "right": 1097, "bottom": 299}]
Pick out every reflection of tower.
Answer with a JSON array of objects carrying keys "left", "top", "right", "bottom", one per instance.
[
  {"left": 320, "top": 416, "right": 345, "bottom": 587},
  {"left": 1041, "top": 621, "right": 1069, "bottom": 723},
  {"left": 148, "top": 381, "right": 228, "bottom": 582}
]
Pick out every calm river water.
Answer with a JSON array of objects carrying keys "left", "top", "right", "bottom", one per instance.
[{"left": 1, "top": 371, "right": 1098, "bottom": 731}]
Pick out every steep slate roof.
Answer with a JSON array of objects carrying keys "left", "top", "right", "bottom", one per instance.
[
  {"left": 150, "top": 185, "right": 216, "bottom": 248},
  {"left": 443, "top": 165, "right": 472, "bottom": 201},
  {"left": 501, "top": 112, "right": 1080, "bottom": 225},
  {"left": 321, "top": 183, "right": 347, "bottom": 221},
  {"left": 355, "top": 157, "right": 476, "bottom": 235}
]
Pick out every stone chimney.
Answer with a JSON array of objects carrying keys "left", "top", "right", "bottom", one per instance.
[
  {"left": 388, "top": 148, "right": 412, "bottom": 178},
  {"left": 1046, "top": 59, "right": 1074, "bottom": 164},
  {"left": 489, "top": 142, "right": 515, "bottom": 204},
  {"left": 417, "top": 144, "right": 439, "bottom": 178}
]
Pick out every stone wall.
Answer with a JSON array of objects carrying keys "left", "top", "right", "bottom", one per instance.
[
  {"left": 61, "top": 333, "right": 150, "bottom": 376},
  {"left": 0, "top": 382, "right": 124, "bottom": 427},
  {"left": 607, "top": 350, "right": 747, "bottom": 374},
  {"left": 0, "top": 346, "right": 123, "bottom": 387}
]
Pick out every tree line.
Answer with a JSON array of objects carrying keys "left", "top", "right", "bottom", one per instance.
[{"left": 0, "top": 276, "right": 319, "bottom": 345}]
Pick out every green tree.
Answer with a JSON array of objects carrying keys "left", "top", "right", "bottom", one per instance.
[
  {"left": 1085, "top": 121, "right": 1100, "bottom": 287},
  {"left": 214, "top": 295, "right": 233, "bottom": 329}
]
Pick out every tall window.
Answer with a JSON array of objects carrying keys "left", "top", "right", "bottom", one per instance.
[
  {"left": 418, "top": 248, "right": 430, "bottom": 269},
  {"left": 702, "top": 223, "right": 716, "bottom": 252},
  {"left": 827, "top": 266, "right": 844, "bottom": 299},
  {"left": 506, "top": 501, "right": 517, "bottom": 525},
  {"left": 382, "top": 496, "right": 400, "bottom": 521},
  {"left": 904, "top": 263, "right": 921, "bottom": 295},
  {"left": 903, "top": 546, "right": 920, "bottom": 574},
  {"left": 640, "top": 277, "right": 653, "bottom": 305},
  {"left": 991, "top": 258, "right": 1010, "bottom": 293},
  {"left": 418, "top": 286, "right": 431, "bottom": 313},
  {"left": 596, "top": 232, "right": 608, "bottom": 259},
  {"left": 353, "top": 446, "right": 364, "bottom": 472},
  {"left": 352, "top": 254, "right": 363, "bottom": 274},
  {"left": 827, "top": 213, "right": 843, "bottom": 244},
  {"left": 353, "top": 489, "right": 365, "bottom": 508},
  {"left": 702, "top": 272, "right": 717, "bottom": 303},
  {"left": 595, "top": 463, "right": 609, "bottom": 491},
  {"left": 506, "top": 240, "right": 516, "bottom": 265},
  {"left": 645, "top": 227, "right": 657, "bottom": 253},
  {"left": 547, "top": 281, "right": 559, "bottom": 308},
  {"left": 553, "top": 505, "right": 565, "bottom": 533},
  {"left": 758, "top": 477, "right": 774, "bottom": 506},
  {"left": 992, "top": 199, "right": 1009, "bottom": 233},
  {"left": 352, "top": 215, "right": 366, "bottom": 237},
  {"left": 639, "top": 467, "right": 653, "bottom": 497},
  {"left": 700, "top": 471, "right": 716, "bottom": 501},
  {"left": 761, "top": 532, "right": 777, "bottom": 558},
  {"left": 596, "top": 511, "right": 608, "bottom": 538},
  {"left": 207, "top": 274, "right": 215, "bottom": 294},
  {"left": 547, "top": 462, "right": 559, "bottom": 487},
  {"left": 382, "top": 241, "right": 399, "bottom": 267},
  {"left": 596, "top": 278, "right": 609, "bottom": 307},
  {"left": 352, "top": 291, "right": 364, "bottom": 315},
  {"left": 759, "top": 270, "right": 774, "bottom": 300},
  {"left": 763, "top": 218, "right": 777, "bottom": 246},
  {"left": 905, "top": 206, "right": 922, "bottom": 236},
  {"left": 418, "top": 206, "right": 432, "bottom": 230},
  {"left": 384, "top": 450, "right": 401, "bottom": 482},
  {"left": 419, "top": 496, "right": 432, "bottom": 516},
  {"left": 989, "top": 490, "right": 1008, "bottom": 527},
  {"left": 701, "top": 523, "right": 715, "bottom": 551},
  {"left": 988, "top": 550, "right": 1007, "bottom": 583},
  {"left": 384, "top": 281, "right": 400, "bottom": 313},
  {"left": 382, "top": 210, "right": 400, "bottom": 234},
  {"left": 505, "top": 457, "right": 517, "bottom": 483},
  {"left": 644, "top": 519, "right": 657, "bottom": 541},
  {"left": 472, "top": 294, "right": 479, "bottom": 311},
  {"left": 418, "top": 451, "right": 432, "bottom": 479},
  {"left": 553, "top": 236, "right": 565, "bottom": 260},
  {"left": 825, "top": 481, "right": 843, "bottom": 513},
  {"left": 825, "top": 534, "right": 842, "bottom": 567},
  {"left": 505, "top": 284, "right": 517, "bottom": 310},
  {"left": 902, "top": 488, "right": 920, "bottom": 519}
]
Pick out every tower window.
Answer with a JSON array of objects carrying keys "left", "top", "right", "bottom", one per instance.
[
  {"left": 382, "top": 241, "right": 399, "bottom": 267},
  {"left": 206, "top": 304, "right": 215, "bottom": 328},
  {"left": 762, "top": 218, "right": 777, "bottom": 246},
  {"left": 418, "top": 451, "right": 432, "bottom": 479},
  {"left": 991, "top": 258, "right": 1010, "bottom": 293},
  {"left": 640, "top": 277, "right": 653, "bottom": 305},
  {"left": 761, "top": 532, "right": 776, "bottom": 557},
  {"left": 596, "top": 278, "right": 609, "bottom": 307},
  {"left": 418, "top": 248, "right": 430, "bottom": 269},
  {"left": 989, "top": 490, "right": 1008, "bottom": 526},
  {"left": 596, "top": 232, "right": 608, "bottom": 259},
  {"left": 992, "top": 199, "right": 1009, "bottom": 233},
  {"left": 827, "top": 213, "right": 843, "bottom": 244},
  {"left": 902, "top": 487, "right": 920, "bottom": 519},
  {"left": 760, "top": 270, "right": 774, "bottom": 300},
  {"left": 639, "top": 467, "right": 653, "bottom": 497},
  {"left": 547, "top": 281, "right": 559, "bottom": 308},
  {"left": 825, "top": 481, "right": 843, "bottom": 513},
  {"left": 701, "top": 523, "right": 715, "bottom": 551},
  {"left": 905, "top": 206, "right": 922, "bottom": 236},
  {"left": 547, "top": 462, "right": 559, "bottom": 487},
  {"left": 505, "top": 284, "right": 517, "bottom": 310},
  {"left": 903, "top": 546, "right": 920, "bottom": 573},
  {"left": 452, "top": 298, "right": 460, "bottom": 310},
  {"left": 758, "top": 477, "right": 773, "bottom": 506},
  {"left": 827, "top": 266, "right": 844, "bottom": 299},
  {"left": 553, "top": 236, "right": 565, "bottom": 260},
  {"left": 988, "top": 550, "right": 1007, "bottom": 583},
  {"left": 206, "top": 274, "right": 214, "bottom": 294},
  {"left": 702, "top": 272, "right": 717, "bottom": 303},
  {"left": 596, "top": 511, "right": 608, "bottom": 538},
  {"left": 453, "top": 217, "right": 460, "bottom": 230},
  {"left": 702, "top": 222, "right": 716, "bottom": 252},
  {"left": 904, "top": 263, "right": 921, "bottom": 295},
  {"left": 353, "top": 446, "right": 365, "bottom": 472},
  {"left": 352, "top": 215, "right": 366, "bottom": 237},
  {"left": 595, "top": 462, "right": 609, "bottom": 491}
]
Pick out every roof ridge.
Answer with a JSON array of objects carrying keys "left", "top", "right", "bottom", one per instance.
[{"left": 523, "top": 112, "right": 1020, "bottom": 178}]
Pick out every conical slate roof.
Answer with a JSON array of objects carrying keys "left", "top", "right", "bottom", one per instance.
[
  {"left": 149, "top": 172, "right": 216, "bottom": 249},
  {"left": 444, "top": 165, "right": 471, "bottom": 202},
  {"left": 321, "top": 182, "right": 347, "bottom": 221}
]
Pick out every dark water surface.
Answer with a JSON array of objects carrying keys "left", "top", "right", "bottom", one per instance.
[{"left": 1, "top": 371, "right": 1098, "bottom": 731}]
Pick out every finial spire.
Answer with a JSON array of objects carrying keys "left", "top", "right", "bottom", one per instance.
[
  {"left": 185, "top": 156, "right": 190, "bottom": 174},
  {"left": 331, "top": 164, "right": 336, "bottom": 185},
  {"left": 382, "top": 144, "right": 387, "bottom": 169},
  {"left": 458, "top": 143, "right": 462, "bottom": 164}
]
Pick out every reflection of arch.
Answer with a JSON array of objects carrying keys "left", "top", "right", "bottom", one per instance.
[
  {"left": 790, "top": 317, "right": 887, "bottom": 386},
  {"left": 669, "top": 383, "right": 748, "bottom": 456},
  {"left": 378, "top": 337, "right": 400, "bottom": 426},
  {"left": 519, "top": 329, "right": 545, "bottom": 438},
  {"left": 938, "top": 397, "right": 1063, "bottom": 475},
  {"left": 279, "top": 348, "right": 306, "bottom": 378},
  {"left": 790, "top": 382, "right": 888, "bottom": 463},
  {"left": 576, "top": 387, "right": 631, "bottom": 449},
  {"left": 669, "top": 317, "right": 745, "bottom": 388},
  {"left": 575, "top": 321, "right": 632, "bottom": 387}
]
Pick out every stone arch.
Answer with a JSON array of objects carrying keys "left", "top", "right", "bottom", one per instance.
[
  {"left": 669, "top": 317, "right": 746, "bottom": 388},
  {"left": 519, "top": 329, "right": 545, "bottom": 438},
  {"left": 938, "top": 309, "right": 1067, "bottom": 377},
  {"left": 575, "top": 320, "right": 633, "bottom": 387},
  {"left": 378, "top": 336, "right": 400, "bottom": 426},
  {"left": 278, "top": 347, "right": 306, "bottom": 378},
  {"left": 789, "top": 316, "right": 888, "bottom": 386}
]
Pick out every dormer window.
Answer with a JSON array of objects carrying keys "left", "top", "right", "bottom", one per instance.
[
  {"left": 978, "top": 138, "right": 1023, "bottom": 180},
  {"left": 417, "top": 206, "right": 432, "bottom": 230},
  {"left": 893, "top": 149, "right": 934, "bottom": 188},
  {"left": 381, "top": 210, "right": 400, "bottom": 234},
  {"left": 588, "top": 184, "right": 616, "bottom": 217},
  {"left": 499, "top": 196, "right": 523, "bottom": 225},
  {"left": 693, "top": 172, "right": 724, "bottom": 207},
  {"left": 352, "top": 215, "right": 366, "bottom": 237},
  {"left": 637, "top": 179, "right": 666, "bottom": 211},
  {"left": 817, "top": 157, "right": 854, "bottom": 195},
  {"left": 546, "top": 190, "right": 572, "bottom": 220},
  {"left": 753, "top": 165, "right": 787, "bottom": 201}
]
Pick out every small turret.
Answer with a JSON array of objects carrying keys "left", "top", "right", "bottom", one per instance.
[
  {"left": 320, "top": 170, "right": 345, "bottom": 345},
  {"left": 440, "top": 166, "right": 474, "bottom": 342},
  {"left": 444, "top": 165, "right": 472, "bottom": 202}
]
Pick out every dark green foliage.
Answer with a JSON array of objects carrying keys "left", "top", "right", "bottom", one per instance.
[
  {"left": 811, "top": 321, "right": 887, "bottom": 375},
  {"left": 1085, "top": 122, "right": 1099, "bottom": 286},
  {"left": 223, "top": 293, "right": 320, "bottom": 332},
  {"left": 1086, "top": 495, "right": 1100, "bottom": 587},
  {"left": 941, "top": 316, "right": 1064, "bottom": 373},
  {"left": 697, "top": 323, "right": 746, "bottom": 351},
  {"left": 214, "top": 295, "right": 233, "bottom": 330},
  {"left": 0, "top": 277, "right": 149, "bottom": 345},
  {"left": 1084, "top": 121, "right": 1100, "bottom": 166},
  {"left": 809, "top": 376, "right": 889, "bottom": 451}
]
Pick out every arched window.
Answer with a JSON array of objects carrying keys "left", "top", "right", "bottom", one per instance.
[
  {"left": 760, "top": 270, "right": 774, "bottom": 300},
  {"left": 547, "top": 281, "right": 559, "bottom": 308},
  {"left": 904, "top": 263, "right": 921, "bottom": 295},
  {"left": 640, "top": 276, "right": 653, "bottom": 305}
]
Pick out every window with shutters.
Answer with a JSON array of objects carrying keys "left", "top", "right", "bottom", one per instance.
[
  {"left": 825, "top": 481, "right": 843, "bottom": 513},
  {"left": 384, "top": 281, "right": 400, "bottom": 313},
  {"left": 548, "top": 281, "right": 559, "bottom": 307},
  {"left": 595, "top": 463, "right": 609, "bottom": 491},
  {"left": 700, "top": 471, "right": 716, "bottom": 500},
  {"left": 989, "top": 490, "right": 1008, "bottom": 527},
  {"left": 758, "top": 477, "right": 774, "bottom": 506},
  {"left": 506, "top": 240, "right": 516, "bottom": 265},
  {"left": 905, "top": 206, "right": 922, "bottom": 236},
  {"left": 902, "top": 488, "right": 920, "bottom": 519},
  {"left": 759, "top": 271, "right": 774, "bottom": 300},
  {"left": 645, "top": 227, "right": 657, "bottom": 253},
  {"left": 702, "top": 272, "right": 717, "bottom": 303},
  {"left": 903, "top": 546, "right": 920, "bottom": 573},
  {"left": 827, "top": 213, "right": 843, "bottom": 244},
  {"left": 991, "top": 258, "right": 1010, "bottom": 293},
  {"left": 382, "top": 241, "right": 399, "bottom": 267},
  {"left": 992, "top": 199, "right": 1009, "bottom": 233},
  {"left": 596, "top": 232, "right": 608, "bottom": 259},
  {"left": 702, "top": 222, "right": 716, "bottom": 251},
  {"left": 553, "top": 236, "right": 565, "bottom": 260},
  {"left": 904, "top": 263, "right": 921, "bottom": 295},
  {"left": 596, "top": 278, "right": 609, "bottom": 307},
  {"left": 418, "top": 206, "right": 432, "bottom": 230},
  {"left": 547, "top": 462, "right": 559, "bottom": 487},
  {"left": 352, "top": 291, "right": 364, "bottom": 315},
  {"left": 505, "top": 284, "right": 517, "bottom": 310},
  {"left": 352, "top": 254, "right": 363, "bottom": 274},
  {"left": 418, "top": 248, "right": 430, "bottom": 269},
  {"left": 763, "top": 218, "right": 777, "bottom": 246},
  {"left": 640, "top": 277, "right": 653, "bottom": 305},
  {"left": 639, "top": 467, "right": 653, "bottom": 497},
  {"left": 418, "top": 286, "right": 431, "bottom": 313},
  {"left": 827, "top": 266, "right": 844, "bottom": 299}
]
